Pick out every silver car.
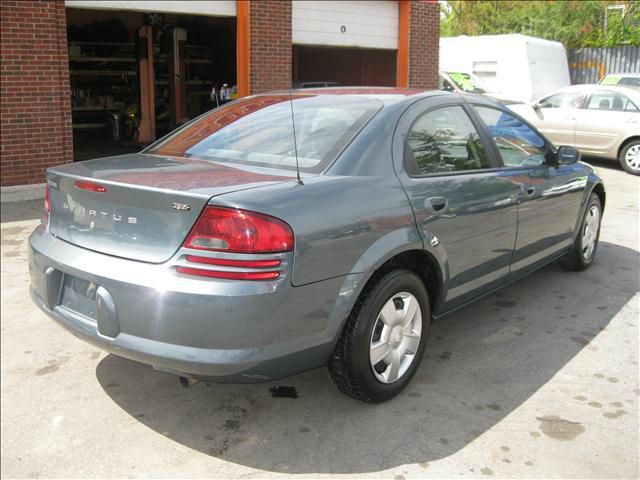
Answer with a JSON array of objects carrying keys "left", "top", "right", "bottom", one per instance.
[
  {"left": 29, "top": 89, "right": 605, "bottom": 402},
  {"left": 509, "top": 84, "right": 640, "bottom": 175}
]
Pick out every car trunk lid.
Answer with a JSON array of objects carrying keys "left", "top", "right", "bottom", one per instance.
[{"left": 47, "top": 153, "right": 290, "bottom": 263}]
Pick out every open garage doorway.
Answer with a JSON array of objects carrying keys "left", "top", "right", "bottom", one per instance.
[
  {"left": 293, "top": 46, "right": 397, "bottom": 87},
  {"left": 66, "top": 8, "right": 236, "bottom": 162}
]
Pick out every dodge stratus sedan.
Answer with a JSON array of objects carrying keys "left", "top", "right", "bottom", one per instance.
[{"left": 30, "top": 88, "right": 605, "bottom": 402}]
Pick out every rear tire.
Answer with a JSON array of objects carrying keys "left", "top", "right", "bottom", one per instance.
[
  {"left": 559, "top": 193, "right": 602, "bottom": 271},
  {"left": 328, "top": 269, "right": 430, "bottom": 403},
  {"left": 619, "top": 140, "right": 640, "bottom": 175}
]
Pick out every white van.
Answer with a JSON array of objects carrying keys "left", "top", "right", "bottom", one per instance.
[{"left": 439, "top": 34, "right": 571, "bottom": 103}]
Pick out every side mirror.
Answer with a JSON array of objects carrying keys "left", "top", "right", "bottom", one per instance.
[
  {"left": 531, "top": 101, "right": 541, "bottom": 111},
  {"left": 556, "top": 145, "right": 581, "bottom": 165}
]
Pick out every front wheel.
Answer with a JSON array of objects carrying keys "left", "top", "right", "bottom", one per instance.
[
  {"left": 619, "top": 141, "right": 640, "bottom": 175},
  {"left": 328, "top": 269, "right": 430, "bottom": 403},
  {"left": 559, "top": 192, "right": 602, "bottom": 271}
]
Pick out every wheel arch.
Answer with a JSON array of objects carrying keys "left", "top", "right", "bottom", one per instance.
[
  {"left": 618, "top": 135, "right": 640, "bottom": 160},
  {"left": 351, "top": 248, "right": 445, "bottom": 318},
  {"left": 592, "top": 182, "right": 606, "bottom": 212}
]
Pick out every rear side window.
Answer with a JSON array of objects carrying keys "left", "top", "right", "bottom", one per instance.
[
  {"left": 405, "top": 105, "right": 491, "bottom": 175},
  {"left": 586, "top": 90, "right": 638, "bottom": 112},
  {"left": 147, "top": 95, "right": 381, "bottom": 173},
  {"left": 474, "top": 106, "right": 547, "bottom": 168}
]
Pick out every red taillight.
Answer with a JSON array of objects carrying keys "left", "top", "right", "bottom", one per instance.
[
  {"left": 75, "top": 180, "right": 107, "bottom": 193},
  {"left": 176, "top": 266, "right": 280, "bottom": 281},
  {"left": 183, "top": 207, "right": 294, "bottom": 253},
  {"left": 185, "top": 255, "right": 281, "bottom": 269},
  {"left": 179, "top": 207, "right": 291, "bottom": 281},
  {"left": 44, "top": 186, "right": 50, "bottom": 213}
]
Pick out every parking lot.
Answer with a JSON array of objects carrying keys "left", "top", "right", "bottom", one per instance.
[{"left": 1, "top": 159, "right": 638, "bottom": 479}]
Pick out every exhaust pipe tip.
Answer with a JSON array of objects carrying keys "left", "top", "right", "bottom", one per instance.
[{"left": 179, "top": 376, "right": 200, "bottom": 388}]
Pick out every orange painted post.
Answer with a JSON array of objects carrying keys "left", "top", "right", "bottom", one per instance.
[
  {"left": 137, "top": 25, "right": 155, "bottom": 143},
  {"left": 237, "top": 0, "right": 250, "bottom": 97},
  {"left": 397, "top": 0, "right": 410, "bottom": 88}
]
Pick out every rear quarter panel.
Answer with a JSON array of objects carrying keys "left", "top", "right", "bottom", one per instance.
[{"left": 211, "top": 175, "right": 421, "bottom": 286}]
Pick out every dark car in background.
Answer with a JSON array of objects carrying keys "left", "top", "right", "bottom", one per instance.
[
  {"left": 599, "top": 72, "right": 640, "bottom": 90},
  {"left": 29, "top": 88, "right": 604, "bottom": 402}
]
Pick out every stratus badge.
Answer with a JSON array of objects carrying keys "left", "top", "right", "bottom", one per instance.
[{"left": 171, "top": 202, "right": 191, "bottom": 211}]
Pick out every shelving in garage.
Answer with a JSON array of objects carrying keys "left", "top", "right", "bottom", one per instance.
[{"left": 66, "top": 7, "right": 237, "bottom": 161}]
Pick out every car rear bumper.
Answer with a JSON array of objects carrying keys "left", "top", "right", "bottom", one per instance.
[{"left": 29, "top": 224, "right": 357, "bottom": 382}]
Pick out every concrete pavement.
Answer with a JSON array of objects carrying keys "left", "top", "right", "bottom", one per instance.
[{"left": 1, "top": 158, "right": 638, "bottom": 479}]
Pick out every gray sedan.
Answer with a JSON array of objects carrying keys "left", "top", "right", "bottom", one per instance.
[{"left": 29, "top": 89, "right": 604, "bottom": 402}]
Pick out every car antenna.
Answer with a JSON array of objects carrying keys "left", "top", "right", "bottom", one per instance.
[{"left": 289, "top": 86, "right": 304, "bottom": 185}]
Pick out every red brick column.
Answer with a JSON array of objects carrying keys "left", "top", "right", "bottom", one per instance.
[
  {"left": 248, "top": 0, "right": 292, "bottom": 94},
  {"left": 0, "top": 0, "right": 72, "bottom": 187},
  {"left": 408, "top": 0, "right": 440, "bottom": 90}
]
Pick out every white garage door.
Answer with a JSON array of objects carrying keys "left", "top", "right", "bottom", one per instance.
[
  {"left": 293, "top": 0, "right": 398, "bottom": 50},
  {"left": 65, "top": 0, "right": 236, "bottom": 17}
]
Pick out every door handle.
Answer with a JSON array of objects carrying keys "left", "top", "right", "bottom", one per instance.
[
  {"left": 522, "top": 184, "right": 536, "bottom": 196},
  {"left": 424, "top": 196, "right": 448, "bottom": 214}
]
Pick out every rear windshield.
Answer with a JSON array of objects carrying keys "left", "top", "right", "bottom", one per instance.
[{"left": 146, "top": 94, "right": 382, "bottom": 173}]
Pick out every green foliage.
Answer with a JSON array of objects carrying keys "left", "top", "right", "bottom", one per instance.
[{"left": 441, "top": 1, "right": 640, "bottom": 48}]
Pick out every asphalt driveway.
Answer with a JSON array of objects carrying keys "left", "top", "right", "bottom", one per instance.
[{"left": 1, "top": 158, "right": 638, "bottom": 479}]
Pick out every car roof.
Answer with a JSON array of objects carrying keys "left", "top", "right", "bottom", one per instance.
[
  {"left": 549, "top": 84, "right": 640, "bottom": 99},
  {"left": 260, "top": 87, "right": 452, "bottom": 106},
  {"left": 602, "top": 72, "right": 640, "bottom": 78}
]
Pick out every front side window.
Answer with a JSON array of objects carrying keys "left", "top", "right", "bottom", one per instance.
[
  {"left": 474, "top": 106, "right": 547, "bottom": 168},
  {"left": 147, "top": 95, "right": 382, "bottom": 173},
  {"left": 538, "top": 92, "right": 584, "bottom": 109},
  {"left": 405, "top": 105, "right": 491, "bottom": 175},
  {"left": 586, "top": 90, "right": 638, "bottom": 112}
]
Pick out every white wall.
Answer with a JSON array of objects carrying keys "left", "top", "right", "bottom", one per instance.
[
  {"left": 64, "top": 1, "right": 236, "bottom": 17},
  {"left": 292, "top": 0, "right": 398, "bottom": 50}
]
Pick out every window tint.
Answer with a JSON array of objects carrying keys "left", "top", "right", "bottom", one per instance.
[
  {"left": 474, "top": 106, "right": 547, "bottom": 168},
  {"left": 147, "top": 95, "right": 381, "bottom": 173},
  {"left": 618, "top": 77, "right": 640, "bottom": 87},
  {"left": 405, "top": 105, "right": 491, "bottom": 175},
  {"left": 538, "top": 92, "right": 584, "bottom": 109},
  {"left": 586, "top": 90, "right": 639, "bottom": 112}
]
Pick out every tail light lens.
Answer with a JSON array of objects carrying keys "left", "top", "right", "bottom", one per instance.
[
  {"left": 176, "top": 267, "right": 280, "bottom": 281},
  {"left": 44, "top": 186, "right": 50, "bottom": 213},
  {"left": 178, "top": 207, "right": 293, "bottom": 281},
  {"left": 75, "top": 180, "right": 107, "bottom": 193},
  {"left": 184, "top": 255, "right": 281, "bottom": 268},
  {"left": 183, "top": 207, "right": 293, "bottom": 253}
]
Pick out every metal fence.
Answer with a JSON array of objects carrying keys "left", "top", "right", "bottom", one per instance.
[{"left": 567, "top": 47, "right": 640, "bottom": 84}]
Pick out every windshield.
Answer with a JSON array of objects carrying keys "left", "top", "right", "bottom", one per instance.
[
  {"left": 147, "top": 95, "right": 382, "bottom": 173},
  {"left": 446, "top": 72, "right": 489, "bottom": 93},
  {"left": 600, "top": 75, "right": 640, "bottom": 87}
]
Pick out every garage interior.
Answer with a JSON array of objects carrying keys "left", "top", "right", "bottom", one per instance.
[
  {"left": 293, "top": 46, "right": 397, "bottom": 87},
  {"left": 66, "top": 8, "right": 236, "bottom": 161}
]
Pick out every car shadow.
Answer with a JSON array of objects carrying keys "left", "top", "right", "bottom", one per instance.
[
  {"left": 581, "top": 156, "right": 624, "bottom": 174},
  {"left": 95, "top": 241, "right": 639, "bottom": 474}
]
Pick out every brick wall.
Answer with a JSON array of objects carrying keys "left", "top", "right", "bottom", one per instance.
[
  {"left": 1, "top": 0, "right": 72, "bottom": 187},
  {"left": 249, "top": 0, "right": 292, "bottom": 94},
  {"left": 408, "top": 0, "right": 440, "bottom": 90}
]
